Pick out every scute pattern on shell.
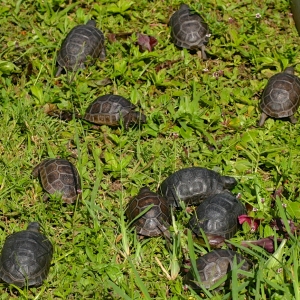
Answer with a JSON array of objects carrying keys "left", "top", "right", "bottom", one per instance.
[
  {"left": 189, "top": 192, "right": 246, "bottom": 238},
  {"left": 169, "top": 4, "right": 209, "bottom": 56},
  {"left": 183, "top": 249, "right": 250, "bottom": 290},
  {"left": 158, "top": 167, "right": 237, "bottom": 207},
  {"left": 260, "top": 68, "right": 300, "bottom": 118},
  {"left": 56, "top": 20, "right": 105, "bottom": 75},
  {"left": 32, "top": 158, "right": 81, "bottom": 204},
  {"left": 126, "top": 187, "right": 171, "bottom": 237},
  {"left": 84, "top": 94, "right": 146, "bottom": 128},
  {"left": 0, "top": 222, "right": 53, "bottom": 287}
]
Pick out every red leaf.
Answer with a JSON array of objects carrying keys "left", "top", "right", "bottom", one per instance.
[
  {"left": 241, "top": 236, "right": 283, "bottom": 253},
  {"left": 137, "top": 33, "right": 158, "bottom": 52}
]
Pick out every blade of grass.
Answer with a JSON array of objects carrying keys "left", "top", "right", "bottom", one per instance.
[
  {"left": 292, "top": 245, "right": 300, "bottom": 300},
  {"left": 107, "top": 279, "right": 132, "bottom": 300},
  {"left": 187, "top": 229, "right": 213, "bottom": 297},
  {"left": 231, "top": 255, "right": 238, "bottom": 300},
  {"left": 199, "top": 228, "right": 211, "bottom": 252},
  {"left": 128, "top": 259, "right": 152, "bottom": 300},
  {"left": 275, "top": 196, "right": 293, "bottom": 238}
]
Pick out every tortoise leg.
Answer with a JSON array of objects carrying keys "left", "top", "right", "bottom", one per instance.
[
  {"left": 197, "top": 45, "right": 207, "bottom": 60},
  {"left": 258, "top": 112, "right": 268, "bottom": 127},
  {"left": 162, "top": 229, "right": 171, "bottom": 241},
  {"left": 123, "top": 114, "right": 132, "bottom": 130},
  {"left": 78, "top": 62, "right": 85, "bottom": 69},
  {"left": 99, "top": 47, "right": 106, "bottom": 61},
  {"left": 42, "top": 194, "right": 50, "bottom": 201},
  {"left": 32, "top": 164, "right": 41, "bottom": 178},
  {"left": 55, "top": 66, "right": 63, "bottom": 77},
  {"left": 289, "top": 115, "right": 297, "bottom": 124}
]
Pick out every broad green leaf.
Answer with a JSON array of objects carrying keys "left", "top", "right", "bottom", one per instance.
[{"left": 0, "top": 61, "right": 19, "bottom": 74}]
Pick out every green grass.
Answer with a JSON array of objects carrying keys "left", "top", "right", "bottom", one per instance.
[{"left": 0, "top": 0, "right": 300, "bottom": 298}]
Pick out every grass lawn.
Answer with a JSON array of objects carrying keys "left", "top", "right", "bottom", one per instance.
[{"left": 0, "top": 0, "right": 300, "bottom": 299}]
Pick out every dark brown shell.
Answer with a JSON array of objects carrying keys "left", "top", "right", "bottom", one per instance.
[
  {"left": 169, "top": 4, "right": 210, "bottom": 58},
  {"left": 259, "top": 67, "right": 300, "bottom": 125},
  {"left": 126, "top": 187, "right": 171, "bottom": 237},
  {"left": 0, "top": 222, "right": 53, "bottom": 287},
  {"left": 56, "top": 20, "right": 105, "bottom": 76},
  {"left": 32, "top": 158, "right": 81, "bottom": 204},
  {"left": 189, "top": 192, "right": 246, "bottom": 239},
  {"left": 158, "top": 167, "right": 237, "bottom": 207},
  {"left": 183, "top": 249, "right": 250, "bottom": 290},
  {"left": 84, "top": 94, "right": 146, "bottom": 128}
]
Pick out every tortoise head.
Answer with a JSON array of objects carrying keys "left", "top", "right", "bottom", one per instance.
[
  {"left": 27, "top": 222, "right": 40, "bottom": 232},
  {"left": 179, "top": 4, "right": 190, "bottom": 10},
  {"left": 284, "top": 66, "right": 295, "bottom": 75},
  {"left": 221, "top": 176, "right": 237, "bottom": 190},
  {"left": 137, "top": 112, "right": 147, "bottom": 124},
  {"left": 124, "top": 111, "right": 146, "bottom": 128},
  {"left": 138, "top": 186, "right": 152, "bottom": 194},
  {"left": 86, "top": 20, "right": 96, "bottom": 27}
]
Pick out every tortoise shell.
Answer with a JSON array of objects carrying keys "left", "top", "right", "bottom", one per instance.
[
  {"left": 183, "top": 249, "right": 250, "bottom": 290},
  {"left": 126, "top": 187, "right": 171, "bottom": 237},
  {"left": 84, "top": 94, "right": 146, "bottom": 128},
  {"left": 56, "top": 20, "right": 105, "bottom": 76},
  {"left": 169, "top": 4, "right": 210, "bottom": 59},
  {"left": 158, "top": 167, "right": 237, "bottom": 207},
  {"left": 32, "top": 158, "right": 81, "bottom": 204},
  {"left": 0, "top": 222, "right": 53, "bottom": 287},
  {"left": 259, "top": 67, "right": 300, "bottom": 126},
  {"left": 189, "top": 192, "right": 246, "bottom": 239}
]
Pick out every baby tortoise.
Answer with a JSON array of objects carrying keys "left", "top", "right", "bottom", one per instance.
[
  {"left": 32, "top": 158, "right": 81, "bottom": 204},
  {"left": 126, "top": 187, "right": 171, "bottom": 238},
  {"left": 189, "top": 192, "right": 246, "bottom": 239},
  {"left": 183, "top": 249, "right": 250, "bottom": 290},
  {"left": 259, "top": 67, "right": 300, "bottom": 126},
  {"left": 0, "top": 222, "right": 53, "bottom": 287},
  {"left": 169, "top": 4, "right": 210, "bottom": 59},
  {"left": 159, "top": 167, "right": 237, "bottom": 207},
  {"left": 56, "top": 20, "right": 105, "bottom": 76},
  {"left": 84, "top": 94, "right": 146, "bottom": 129}
]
